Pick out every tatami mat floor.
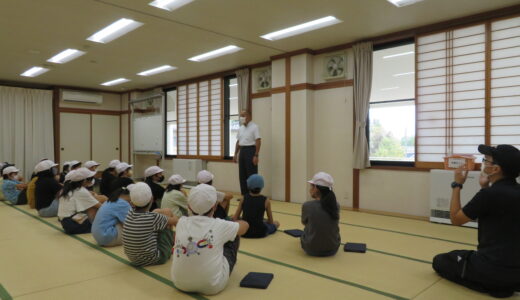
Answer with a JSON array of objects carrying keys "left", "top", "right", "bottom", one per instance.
[{"left": 1, "top": 200, "right": 518, "bottom": 300}]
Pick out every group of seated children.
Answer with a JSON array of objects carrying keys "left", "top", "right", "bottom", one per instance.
[{"left": 1, "top": 158, "right": 341, "bottom": 295}]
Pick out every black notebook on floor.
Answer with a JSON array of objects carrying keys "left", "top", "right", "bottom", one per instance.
[
  {"left": 240, "top": 272, "right": 274, "bottom": 289},
  {"left": 344, "top": 243, "right": 367, "bottom": 253},
  {"left": 283, "top": 229, "right": 304, "bottom": 237}
]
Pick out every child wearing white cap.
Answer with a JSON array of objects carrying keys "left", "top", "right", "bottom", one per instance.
[
  {"left": 34, "top": 160, "right": 61, "bottom": 217},
  {"left": 144, "top": 165, "right": 166, "bottom": 210},
  {"left": 2, "top": 166, "right": 27, "bottom": 205},
  {"left": 196, "top": 170, "right": 233, "bottom": 219},
  {"left": 171, "top": 184, "right": 249, "bottom": 295},
  {"left": 58, "top": 168, "right": 106, "bottom": 234},
  {"left": 84, "top": 161, "right": 100, "bottom": 172},
  {"left": 100, "top": 159, "right": 120, "bottom": 197},
  {"left": 122, "top": 182, "right": 178, "bottom": 267},
  {"left": 301, "top": 172, "right": 340, "bottom": 257},
  {"left": 109, "top": 163, "right": 134, "bottom": 198},
  {"left": 161, "top": 174, "right": 188, "bottom": 218},
  {"left": 84, "top": 161, "right": 101, "bottom": 192}
]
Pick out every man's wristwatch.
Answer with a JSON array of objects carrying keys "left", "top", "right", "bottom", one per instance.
[{"left": 451, "top": 182, "right": 463, "bottom": 189}]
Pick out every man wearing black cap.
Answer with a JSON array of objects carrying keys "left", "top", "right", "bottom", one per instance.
[{"left": 432, "top": 144, "right": 520, "bottom": 298}]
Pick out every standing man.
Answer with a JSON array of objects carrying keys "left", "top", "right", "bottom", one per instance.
[
  {"left": 432, "top": 144, "right": 520, "bottom": 298},
  {"left": 233, "top": 110, "right": 261, "bottom": 196}
]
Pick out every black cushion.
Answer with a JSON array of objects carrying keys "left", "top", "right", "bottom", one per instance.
[
  {"left": 283, "top": 229, "right": 304, "bottom": 237},
  {"left": 344, "top": 242, "right": 367, "bottom": 253},
  {"left": 240, "top": 272, "right": 274, "bottom": 289}
]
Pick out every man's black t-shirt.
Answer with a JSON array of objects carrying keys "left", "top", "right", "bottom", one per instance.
[
  {"left": 463, "top": 178, "right": 520, "bottom": 268},
  {"left": 35, "top": 176, "right": 62, "bottom": 210}
]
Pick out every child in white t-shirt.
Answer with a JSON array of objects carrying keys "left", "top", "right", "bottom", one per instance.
[
  {"left": 171, "top": 184, "right": 249, "bottom": 295},
  {"left": 58, "top": 168, "right": 106, "bottom": 234}
]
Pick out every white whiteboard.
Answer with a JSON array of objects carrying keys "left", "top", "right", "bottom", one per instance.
[{"left": 133, "top": 115, "right": 163, "bottom": 152}]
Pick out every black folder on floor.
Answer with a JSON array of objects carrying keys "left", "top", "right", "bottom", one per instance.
[
  {"left": 283, "top": 229, "right": 303, "bottom": 237},
  {"left": 240, "top": 272, "right": 274, "bottom": 289},
  {"left": 344, "top": 242, "right": 367, "bottom": 253}
]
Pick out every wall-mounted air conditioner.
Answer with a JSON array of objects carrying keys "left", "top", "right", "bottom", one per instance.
[
  {"left": 172, "top": 159, "right": 206, "bottom": 187},
  {"left": 62, "top": 90, "right": 103, "bottom": 104},
  {"left": 430, "top": 169, "right": 479, "bottom": 228}
]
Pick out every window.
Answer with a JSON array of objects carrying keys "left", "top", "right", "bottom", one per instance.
[
  {"left": 165, "top": 88, "right": 177, "bottom": 156},
  {"left": 490, "top": 17, "right": 520, "bottom": 148},
  {"left": 416, "top": 24, "right": 486, "bottom": 165},
  {"left": 415, "top": 16, "right": 520, "bottom": 168},
  {"left": 369, "top": 41, "right": 416, "bottom": 164},
  {"left": 174, "top": 78, "right": 223, "bottom": 158},
  {"left": 224, "top": 76, "right": 240, "bottom": 158}
]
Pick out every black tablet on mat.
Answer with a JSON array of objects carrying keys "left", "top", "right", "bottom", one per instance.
[
  {"left": 240, "top": 272, "right": 274, "bottom": 289},
  {"left": 283, "top": 229, "right": 304, "bottom": 237},
  {"left": 344, "top": 243, "right": 367, "bottom": 253}
]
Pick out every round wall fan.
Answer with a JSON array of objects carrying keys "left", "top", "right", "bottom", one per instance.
[
  {"left": 256, "top": 68, "right": 271, "bottom": 90},
  {"left": 324, "top": 54, "right": 346, "bottom": 79}
]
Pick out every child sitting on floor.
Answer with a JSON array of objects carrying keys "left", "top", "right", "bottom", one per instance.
[
  {"left": 91, "top": 186, "right": 132, "bottom": 247},
  {"left": 2, "top": 166, "right": 27, "bottom": 205},
  {"left": 301, "top": 172, "right": 340, "bottom": 257},
  {"left": 161, "top": 174, "right": 188, "bottom": 218},
  {"left": 122, "top": 182, "right": 177, "bottom": 267},
  {"left": 57, "top": 168, "right": 105, "bottom": 234},
  {"left": 197, "top": 170, "right": 233, "bottom": 219},
  {"left": 232, "top": 174, "right": 279, "bottom": 238},
  {"left": 171, "top": 184, "right": 249, "bottom": 295}
]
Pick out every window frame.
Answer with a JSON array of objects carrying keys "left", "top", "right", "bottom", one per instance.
[
  {"left": 223, "top": 75, "right": 239, "bottom": 160},
  {"left": 164, "top": 87, "right": 178, "bottom": 158},
  {"left": 368, "top": 39, "right": 416, "bottom": 167}
]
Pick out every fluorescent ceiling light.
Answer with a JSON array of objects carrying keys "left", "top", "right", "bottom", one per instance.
[
  {"left": 149, "top": 0, "right": 194, "bottom": 11},
  {"left": 387, "top": 0, "right": 424, "bottom": 7},
  {"left": 261, "top": 16, "right": 341, "bottom": 41},
  {"left": 188, "top": 45, "right": 243, "bottom": 62},
  {"left": 383, "top": 51, "right": 414, "bottom": 59},
  {"left": 47, "top": 49, "right": 86, "bottom": 64},
  {"left": 20, "top": 67, "right": 49, "bottom": 77},
  {"left": 393, "top": 71, "right": 415, "bottom": 77},
  {"left": 101, "top": 78, "right": 130, "bottom": 86},
  {"left": 87, "top": 18, "right": 143, "bottom": 44},
  {"left": 381, "top": 86, "right": 400, "bottom": 91},
  {"left": 137, "top": 65, "right": 177, "bottom": 76}
]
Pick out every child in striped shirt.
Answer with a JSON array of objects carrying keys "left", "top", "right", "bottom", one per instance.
[{"left": 122, "top": 182, "right": 178, "bottom": 267}]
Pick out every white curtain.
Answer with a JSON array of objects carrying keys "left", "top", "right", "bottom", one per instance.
[
  {"left": 235, "top": 68, "right": 250, "bottom": 112},
  {"left": 0, "top": 86, "right": 54, "bottom": 180},
  {"left": 352, "top": 42, "right": 373, "bottom": 169}
]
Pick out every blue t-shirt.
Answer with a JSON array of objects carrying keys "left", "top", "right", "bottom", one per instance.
[
  {"left": 2, "top": 179, "right": 21, "bottom": 204},
  {"left": 91, "top": 198, "right": 131, "bottom": 246}
]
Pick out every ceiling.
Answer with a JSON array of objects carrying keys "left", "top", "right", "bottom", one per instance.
[{"left": 1, "top": 0, "right": 519, "bottom": 92}]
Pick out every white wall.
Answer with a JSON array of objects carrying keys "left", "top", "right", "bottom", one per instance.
[
  {"left": 252, "top": 97, "right": 273, "bottom": 198},
  {"left": 207, "top": 162, "right": 240, "bottom": 193},
  {"left": 359, "top": 169, "right": 431, "bottom": 217},
  {"left": 311, "top": 87, "right": 354, "bottom": 207}
]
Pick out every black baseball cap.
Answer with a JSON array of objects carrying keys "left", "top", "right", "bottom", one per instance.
[{"left": 478, "top": 144, "right": 520, "bottom": 178}]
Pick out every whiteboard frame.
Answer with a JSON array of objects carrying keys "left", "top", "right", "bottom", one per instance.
[{"left": 130, "top": 93, "right": 165, "bottom": 155}]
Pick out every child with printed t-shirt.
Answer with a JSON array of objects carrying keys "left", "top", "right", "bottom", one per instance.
[{"left": 171, "top": 184, "right": 249, "bottom": 295}]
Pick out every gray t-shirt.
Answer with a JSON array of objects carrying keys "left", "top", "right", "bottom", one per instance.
[{"left": 300, "top": 200, "right": 340, "bottom": 256}]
